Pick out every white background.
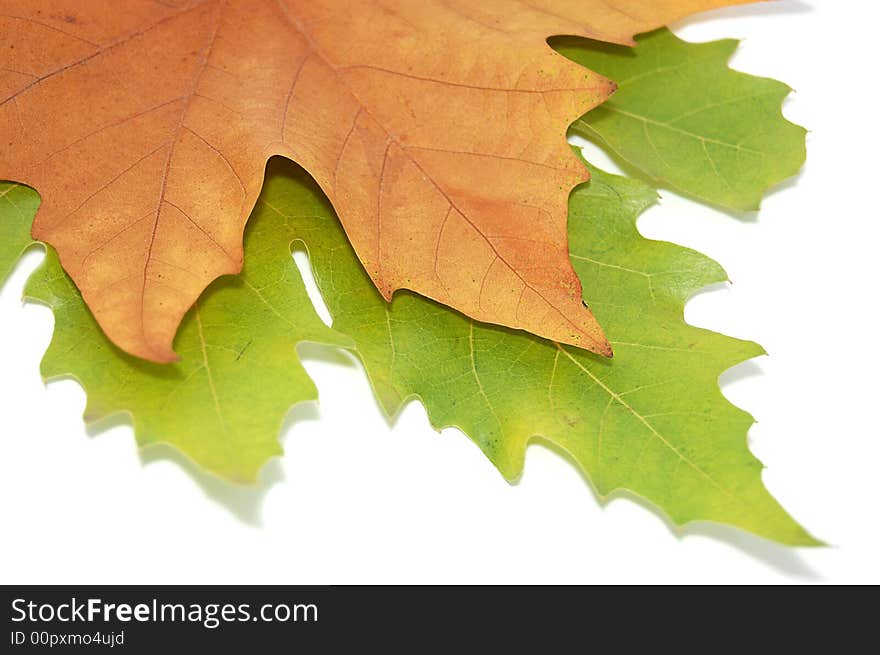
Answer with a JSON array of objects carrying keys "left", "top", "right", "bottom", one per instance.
[{"left": 1, "top": 1, "right": 878, "bottom": 584}]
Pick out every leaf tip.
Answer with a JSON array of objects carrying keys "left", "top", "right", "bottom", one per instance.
[{"left": 144, "top": 346, "right": 181, "bottom": 365}]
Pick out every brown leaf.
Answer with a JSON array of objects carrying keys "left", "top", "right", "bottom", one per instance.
[{"left": 0, "top": 0, "right": 753, "bottom": 362}]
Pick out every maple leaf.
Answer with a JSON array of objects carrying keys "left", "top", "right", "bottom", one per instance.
[
  {"left": 0, "top": 182, "right": 350, "bottom": 482},
  {"left": 559, "top": 29, "right": 806, "bottom": 210},
  {"left": 260, "top": 158, "right": 818, "bottom": 545},
  {"left": 0, "top": 0, "right": 755, "bottom": 362},
  {"left": 0, "top": 157, "right": 818, "bottom": 544}
]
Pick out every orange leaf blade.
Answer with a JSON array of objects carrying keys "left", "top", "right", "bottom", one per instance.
[{"left": 0, "top": 0, "right": 754, "bottom": 361}]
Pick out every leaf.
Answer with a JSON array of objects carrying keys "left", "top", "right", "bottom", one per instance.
[
  {"left": 559, "top": 29, "right": 806, "bottom": 210},
  {"left": 0, "top": 182, "right": 350, "bottom": 482},
  {"left": 257, "top": 158, "right": 818, "bottom": 545},
  {"left": 0, "top": 183, "right": 38, "bottom": 287},
  {"left": 2, "top": 162, "right": 816, "bottom": 543},
  {"left": 0, "top": 0, "right": 755, "bottom": 361}
]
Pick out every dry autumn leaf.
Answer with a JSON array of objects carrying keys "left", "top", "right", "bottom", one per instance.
[{"left": 0, "top": 0, "right": 753, "bottom": 362}]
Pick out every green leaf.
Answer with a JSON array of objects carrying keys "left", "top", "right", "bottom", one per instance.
[
  {"left": 2, "top": 164, "right": 817, "bottom": 544},
  {"left": 0, "top": 183, "right": 38, "bottom": 288},
  {"left": 1, "top": 181, "right": 351, "bottom": 482},
  {"left": 257, "top": 159, "right": 817, "bottom": 545},
  {"left": 557, "top": 29, "right": 806, "bottom": 211}
]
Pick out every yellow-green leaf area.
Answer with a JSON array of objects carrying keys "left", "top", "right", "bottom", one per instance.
[
  {"left": 0, "top": 181, "right": 350, "bottom": 482},
  {"left": 260, "top": 159, "right": 818, "bottom": 546},
  {"left": 558, "top": 29, "right": 806, "bottom": 210}
]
